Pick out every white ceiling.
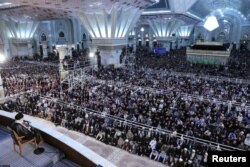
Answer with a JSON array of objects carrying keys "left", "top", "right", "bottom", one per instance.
[
  {"left": 2, "top": 0, "right": 249, "bottom": 28},
  {"left": 0, "top": 0, "right": 159, "bottom": 20}
]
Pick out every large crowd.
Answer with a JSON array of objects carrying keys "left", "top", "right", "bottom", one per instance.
[
  {"left": 0, "top": 60, "right": 60, "bottom": 96},
  {"left": 62, "top": 48, "right": 91, "bottom": 70},
  {"left": 88, "top": 67, "right": 250, "bottom": 103},
  {"left": 135, "top": 47, "right": 250, "bottom": 79},
  {"left": 1, "top": 47, "right": 250, "bottom": 167}
]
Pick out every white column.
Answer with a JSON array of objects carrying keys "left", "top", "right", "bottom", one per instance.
[
  {"left": 41, "top": 42, "right": 48, "bottom": 58},
  {"left": 0, "top": 75, "right": 5, "bottom": 99},
  {"left": 57, "top": 45, "right": 69, "bottom": 80},
  {"left": 28, "top": 43, "right": 33, "bottom": 57},
  {"left": 78, "top": 6, "right": 141, "bottom": 67},
  {"left": 90, "top": 38, "right": 127, "bottom": 67}
]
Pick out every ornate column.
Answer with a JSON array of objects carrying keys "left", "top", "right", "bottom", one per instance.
[
  {"left": 5, "top": 19, "right": 39, "bottom": 57},
  {"left": 0, "top": 75, "right": 5, "bottom": 99},
  {"left": 0, "top": 21, "right": 10, "bottom": 59},
  {"left": 148, "top": 19, "right": 184, "bottom": 49},
  {"left": 41, "top": 42, "right": 48, "bottom": 58},
  {"left": 177, "top": 25, "right": 194, "bottom": 47},
  {"left": 149, "top": 19, "right": 184, "bottom": 38},
  {"left": 78, "top": 6, "right": 142, "bottom": 67},
  {"left": 56, "top": 45, "right": 69, "bottom": 80}
]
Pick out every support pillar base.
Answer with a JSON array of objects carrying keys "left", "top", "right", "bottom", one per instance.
[{"left": 90, "top": 39, "right": 127, "bottom": 68}]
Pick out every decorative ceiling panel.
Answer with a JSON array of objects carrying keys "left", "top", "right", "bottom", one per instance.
[
  {"left": 0, "top": 0, "right": 159, "bottom": 20},
  {"left": 2, "top": 0, "right": 159, "bottom": 12},
  {"left": 189, "top": 0, "right": 250, "bottom": 18},
  {"left": 78, "top": 7, "right": 141, "bottom": 38},
  {"left": 146, "top": 0, "right": 169, "bottom": 10},
  {"left": 169, "top": 0, "right": 198, "bottom": 13},
  {"left": 140, "top": 14, "right": 199, "bottom": 25},
  {"left": 0, "top": 6, "right": 73, "bottom": 20}
]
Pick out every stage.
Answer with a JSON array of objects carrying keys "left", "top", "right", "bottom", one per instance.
[
  {"left": 0, "top": 111, "right": 166, "bottom": 167},
  {"left": 0, "top": 127, "right": 81, "bottom": 167},
  {"left": 187, "top": 42, "right": 231, "bottom": 65}
]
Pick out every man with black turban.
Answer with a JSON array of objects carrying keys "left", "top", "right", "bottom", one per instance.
[
  {"left": 12, "top": 112, "right": 35, "bottom": 140},
  {"left": 11, "top": 112, "right": 44, "bottom": 154}
]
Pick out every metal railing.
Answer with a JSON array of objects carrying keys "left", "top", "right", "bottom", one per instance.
[
  {"left": 71, "top": 72, "right": 250, "bottom": 110},
  {"left": 36, "top": 94, "right": 246, "bottom": 151},
  {"left": 141, "top": 67, "right": 250, "bottom": 85}
]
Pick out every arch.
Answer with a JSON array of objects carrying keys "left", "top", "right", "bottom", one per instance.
[
  {"left": 59, "top": 31, "right": 65, "bottom": 38},
  {"left": 211, "top": 9, "right": 243, "bottom": 43},
  {"left": 217, "top": 32, "right": 226, "bottom": 42},
  {"left": 41, "top": 33, "right": 47, "bottom": 41},
  {"left": 82, "top": 33, "right": 86, "bottom": 40}
]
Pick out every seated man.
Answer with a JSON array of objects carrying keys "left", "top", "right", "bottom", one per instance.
[{"left": 11, "top": 112, "right": 44, "bottom": 154}]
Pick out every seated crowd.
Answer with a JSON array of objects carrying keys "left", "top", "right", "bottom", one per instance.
[
  {"left": 62, "top": 48, "right": 90, "bottom": 70},
  {"left": 88, "top": 67, "right": 250, "bottom": 103},
  {"left": 0, "top": 47, "right": 250, "bottom": 167},
  {"left": 1, "top": 88, "right": 250, "bottom": 166},
  {"left": 0, "top": 60, "right": 59, "bottom": 96},
  {"left": 136, "top": 48, "right": 250, "bottom": 79}
]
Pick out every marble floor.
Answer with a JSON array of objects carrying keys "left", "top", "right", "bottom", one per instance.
[
  {"left": 0, "top": 128, "right": 65, "bottom": 167},
  {"left": 29, "top": 116, "right": 167, "bottom": 167}
]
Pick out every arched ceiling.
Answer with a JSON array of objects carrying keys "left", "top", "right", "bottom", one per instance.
[
  {"left": 188, "top": 0, "right": 250, "bottom": 19},
  {"left": 0, "top": 0, "right": 250, "bottom": 27},
  {"left": 146, "top": 0, "right": 170, "bottom": 10},
  {"left": 0, "top": 0, "right": 159, "bottom": 20},
  {"left": 140, "top": 14, "right": 198, "bottom": 25}
]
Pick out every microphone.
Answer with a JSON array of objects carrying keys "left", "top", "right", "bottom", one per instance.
[{"left": 23, "top": 120, "right": 31, "bottom": 124}]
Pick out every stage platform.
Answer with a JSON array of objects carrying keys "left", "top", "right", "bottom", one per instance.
[
  {"left": 0, "top": 111, "right": 167, "bottom": 167},
  {"left": 0, "top": 127, "right": 80, "bottom": 167},
  {"left": 187, "top": 42, "right": 231, "bottom": 65}
]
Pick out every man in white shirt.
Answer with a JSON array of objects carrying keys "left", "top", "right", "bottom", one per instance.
[
  {"left": 244, "top": 134, "right": 250, "bottom": 147},
  {"left": 149, "top": 137, "right": 157, "bottom": 150}
]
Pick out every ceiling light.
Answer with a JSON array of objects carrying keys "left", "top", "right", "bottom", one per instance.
[
  {"left": 0, "top": 54, "right": 6, "bottom": 63},
  {"left": 141, "top": 10, "right": 171, "bottom": 15},
  {"left": 203, "top": 16, "right": 219, "bottom": 31},
  {"left": 89, "top": 52, "right": 94, "bottom": 58}
]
